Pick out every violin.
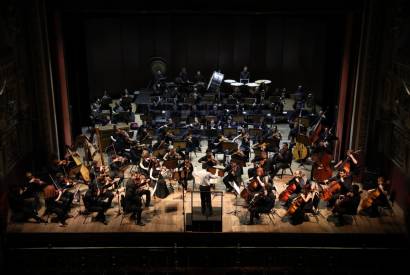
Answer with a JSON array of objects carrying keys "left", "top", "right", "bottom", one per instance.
[{"left": 321, "top": 181, "right": 341, "bottom": 201}]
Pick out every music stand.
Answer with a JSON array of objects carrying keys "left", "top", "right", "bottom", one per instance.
[{"left": 226, "top": 182, "right": 242, "bottom": 216}]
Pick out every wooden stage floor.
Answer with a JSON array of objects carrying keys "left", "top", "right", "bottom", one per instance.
[{"left": 7, "top": 172, "right": 406, "bottom": 235}]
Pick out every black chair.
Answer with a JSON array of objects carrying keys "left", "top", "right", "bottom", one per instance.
[
  {"left": 81, "top": 195, "right": 100, "bottom": 224},
  {"left": 277, "top": 160, "right": 294, "bottom": 178}
]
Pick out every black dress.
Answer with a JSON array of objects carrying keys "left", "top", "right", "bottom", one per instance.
[{"left": 151, "top": 168, "right": 169, "bottom": 199}]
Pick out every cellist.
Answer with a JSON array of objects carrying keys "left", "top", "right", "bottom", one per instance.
[
  {"left": 334, "top": 149, "right": 358, "bottom": 176},
  {"left": 323, "top": 168, "right": 353, "bottom": 208},
  {"left": 360, "top": 176, "right": 391, "bottom": 217}
]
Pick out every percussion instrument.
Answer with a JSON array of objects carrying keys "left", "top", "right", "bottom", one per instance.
[
  {"left": 224, "top": 79, "right": 236, "bottom": 84},
  {"left": 246, "top": 82, "right": 259, "bottom": 87},
  {"left": 230, "top": 82, "right": 244, "bottom": 87},
  {"left": 149, "top": 57, "right": 167, "bottom": 75},
  {"left": 255, "top": 79, "right": 272, "bottom": 85},
  {"left": 246, "top": 82, "right": 259, "bottom": 95},
  {"left": 207, "top": 71, "right": 224, "bottom": 92}
]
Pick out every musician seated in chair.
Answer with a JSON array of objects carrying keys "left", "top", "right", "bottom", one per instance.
[
  {"left": 272, "top": 143, "right": 292, "bottom": 177},
  {"left": 324, "top": 168, "right": 353, "bottom": 208},
  {"left": 359, "top": 177, "right": 392, "bottom": 217},
  {"left": 328, "top": 184, "right": 361, "bottom": 226},
  {"left": 163, "top": 146, "right": 181, "bottom": 161},
  {"left": 42, "top": 183, "right": 74, "bottom": 226},
  {"left": 281, "top": 170, "right": 306, "bottom": 207},
  {"left": 8, "top": 185, "right": 46, "bottom": 224},
  {"left": 198, "top": 149, "right": 217, "bottom": 170},
  {"left": 178, "top": 159, "right": 194, "bottom": 191},
  {"left": 84, "top": 181, "right": 110, "bottom": 224},
  {"left": 55, "top": 173, "right": 75, "bottom": 189},
  {"left": 287, "top": 185, "right": 317, "bottom": 225},
  {"left": 124, "top": 175, "right": 145, "bottom": 226},
  {"left": 95, "top": 175, "right": 115, "bottom": 207},
  {"left": 223, "top": 161, "right": 242, "bottom": 193},
  {"left": 247, "top": 181, "right": 276, "bottom": 225}
]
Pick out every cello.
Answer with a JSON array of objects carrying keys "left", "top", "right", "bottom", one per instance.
[{"left": 321, "top": 181, "right": 341, "bottom": 201}]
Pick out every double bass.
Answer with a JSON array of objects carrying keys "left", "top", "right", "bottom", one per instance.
[
  {"left": 292, "top": 108, "right": 309, "bottom": 162},
  {"left": 308, "top": 110, "right": 327, "bottom": 145},
  {"left": 311, "top": 151, "right": 332, "bottom": 182}
]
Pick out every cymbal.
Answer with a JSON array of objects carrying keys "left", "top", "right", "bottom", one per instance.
[
  {"left": 255, "top": 79, "right": 272, "bottom": 84},
  {"left": 231, "top": 82, "right": 244, "bottom": 87},
  {"left": 214, "top": 165, "right": 225, "bottom": 169},
  {"left": 224, "top": 79, "right": 236, "bottom": 84},
  {"left": 246, "top": 82, "right": 259, "bottom": 87}
]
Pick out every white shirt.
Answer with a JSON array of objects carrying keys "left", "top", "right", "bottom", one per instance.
[{"left": 196, "top": 171, "right": 218, "bottom": 187}]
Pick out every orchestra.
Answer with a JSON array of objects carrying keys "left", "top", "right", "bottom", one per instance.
[{"left": 9, "top": 66, "right": 397, "bottom": 230}]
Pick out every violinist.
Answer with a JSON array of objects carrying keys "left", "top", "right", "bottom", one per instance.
[
  {"left": 95, "top": 175, "right": 115, "bottom": 207},
  {"left": 83, "top": 181, "right": 110, "bottom": 224},
  {"left": 198, "top": 149, "right": 217, "bottom": 170},
  {"left": 178, "top": 158, "right": 194, "bottom": 191},
  {"left": 139, "top": 150, "right": 151, "bottom": 177},
  {"left": 48, "top": 154, "right": 67, "bottom": 177},
  {"left": 223, "top": 161, "right": 242, "bottom": 193},
  {"left": 21, "top": 172, "right": 46, "bottom": 208},
  {"left": 233, "top": 130, "right": 251, "bottom": 161},
  {"left": 323, "top": 168, "right": 353, "bottom": 208},
  {"left": 163, "top": 146, "right": 181, "bottom": 161},
  {"left": 149, "top": 158, "right": 169, "bottom": 198},
  {"left": 272, "top": 143, "right": 292, "bottom": 177},
  {"left": 360, "top": 176, "right": 391, "bottom": 217},
  {"left": 124, "top": 173, "right": 145, "bottom": 226},
  {"left": 112, "top": 126, "right": 128, "bottom": 154},
  {"left": 109, "top": 154, "right": 128, "bottom": 175},
  {"left": 334, "top": 149, "right": 358, "bottom": 175},
  {"left": 55, "top": 173, "right": 76, "bottom": 189},
  {"left": 8, "top": 184, "right": 46, "bottom": 223},
  {"left": 164, "top": 129, "right": 176, "bottom": 145},
  {"left": 134, "top": 173, "right": 151, "bottom": 208},
  {"left": 137, "top": 127, "right": 151, "bottom": 145},
  {"left": 43, "top": 182, "right": 73, "bottom": 226},
  {"left": 213, "top": 133, "right": 228, "bottom": 153},
  {"left": 330, "top": 184, "right": 361, "bottom": 226}
]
